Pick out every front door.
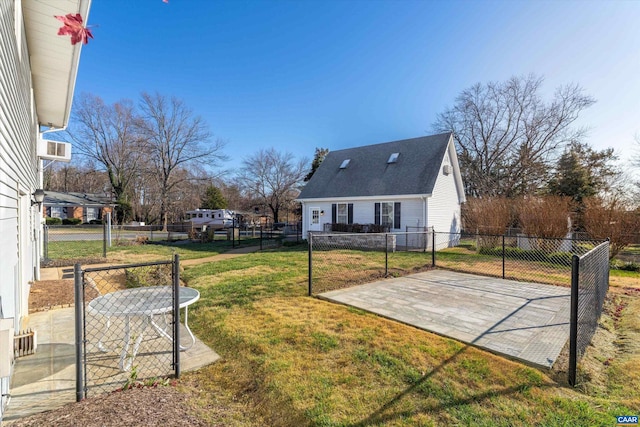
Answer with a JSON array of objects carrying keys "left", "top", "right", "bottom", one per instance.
[{"left": 308, "top": 207, "right": 322, "bottom": 232}]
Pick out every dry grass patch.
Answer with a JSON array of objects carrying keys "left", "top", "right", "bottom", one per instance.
[{"left": 204, "top": 296, "right": 579, "bottom": 425}]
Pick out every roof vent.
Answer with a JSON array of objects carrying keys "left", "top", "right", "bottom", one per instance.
[
  {"left": 387, "top": 152, "right": 400, "bottom": 163},
  {"left": 443, "top": 165, "right": 452, "bottom": 175},
  {"left": 339, "top": 159, "right": 351, "bottom": 169}
]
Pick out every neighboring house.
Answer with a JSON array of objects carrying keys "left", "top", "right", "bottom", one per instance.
[
  {"left": 0, "top": 1, "right": 91, "bottom": 420},
  {"left": 297, "top": 133, "right": 466, "bottom": 238},
  {"left": 44, "top": 191, "right": 115, "bottom": 223}
]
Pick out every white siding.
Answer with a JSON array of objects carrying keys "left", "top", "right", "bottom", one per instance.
[
  {"left": 352, "top": 199, "right": 423, "bottom": 228},
  {"left": 351, "top": 200, "right": 373, "bottom": 225},
  {"left": 301, "top": 198, "right": 426, "bottom": 237},
  {"left": 0, "top": 1, "right": 40, "bottom": 417},
  {"left": 427, "top": 143, "right": 462, "bottom": 234},
  {"left": 300, "top": 202, "right": 333, "bottom": 236}
]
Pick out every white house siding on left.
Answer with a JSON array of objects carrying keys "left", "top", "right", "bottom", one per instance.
[{"left": 0, "top": 1, "right": 41, "bottom": 415}]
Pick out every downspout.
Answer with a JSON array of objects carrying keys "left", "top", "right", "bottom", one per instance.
[
  {"left": 35, "top": 127, "right": 65, "bottom": 280},
  {"left": 422, "top": 196, "right": 428, "bottom": 230}
]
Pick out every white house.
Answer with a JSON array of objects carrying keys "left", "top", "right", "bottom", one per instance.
[
  {"left": 0, "top": 0, "right": 91, "bottom": 419},
  {"left": 297, "top": 133, "right": 466, "bottom": 240}
]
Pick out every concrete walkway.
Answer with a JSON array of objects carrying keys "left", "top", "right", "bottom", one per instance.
[
  {"left": 4, "top": 246, "right": 261, "bottom": 422},
  {"left": 319, "top": 270, "right": 571, "bottom": 369},
  {"left": 3, "top": 309, "right": 219, "bottom": 422}
]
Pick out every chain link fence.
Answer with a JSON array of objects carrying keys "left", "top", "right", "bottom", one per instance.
[
  {"left": 308, "top": 230, "right": 605, "bottom": 294},
  {"left": 308, "top": 231, "right": 437, "bottom": 295},
  {"left": 569, "top": 241, "right": 610, "bottom": 386},
  {"left": 433, "top": 232, "right": 603, "bottom": 287},
  {"left": 43, "top": 223, "right": 286, "bottom": 266},
  {"left": 43, "top": 225, "right": 107, "bottom": 262},
  {"left": 75, "top": 257, "right": 185, "bottom": 399}
]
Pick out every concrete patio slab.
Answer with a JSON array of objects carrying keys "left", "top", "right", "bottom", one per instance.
[{"left": 319, "top": 270, "right": 571, "bottom": 369}]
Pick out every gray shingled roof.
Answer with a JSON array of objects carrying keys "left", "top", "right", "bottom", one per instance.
[
  {"left": 43, "top": 191, "right": 114, "bottom": 207},
  {"left": 298, "top": 133, "right": 452, "bottom": 199}
]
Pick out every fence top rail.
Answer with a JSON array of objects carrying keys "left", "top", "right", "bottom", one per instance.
[
  {"left": 45, "top": 224, "right": 104, "bottom": 229},
  {"left": 576, "top": 239, "right": 610, "bottom": 260},
  {"left": 81, "top": 259, "right": 174, "bottom": 273},
  {"left": 438, "top": 231, "right": 608, "bottom": 244}
]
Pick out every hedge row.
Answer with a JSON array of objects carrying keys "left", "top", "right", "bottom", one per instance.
[
  {"left": 331, "top": 223, "right": 390, "bottom": 233},
  {"left": 45, "top": 217, "right": 101, "bottom": 225},
  {"left": 478, "top": 246, "right": 573, "bottom": 266}
]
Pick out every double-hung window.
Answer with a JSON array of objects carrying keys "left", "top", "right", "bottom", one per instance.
[
  {"left": 374, "top": 202, "right": 401, "bottom": 229},
  {"left": 50, "top": 206, "right": 63, "bottom": 219},
  {"left": 381, "top": 202, "right": 394, "bottom": 228},
  {"left": 331, "top": 203, "right": 353, "bottom": 224},
  {"left": 86, "top": 207, "right": 98, "bottom": 222}
]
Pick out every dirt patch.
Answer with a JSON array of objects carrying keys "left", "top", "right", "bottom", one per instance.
[
  {"left": 28, "top": 280, "right": 97, "bottom": 312},
  {"left": 5, "top": 386, "right": 209, "bottom": 427}
]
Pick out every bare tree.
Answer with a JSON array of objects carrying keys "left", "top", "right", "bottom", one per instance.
[
  {"left": 44, "top": 160, "right": 110, "bottom": 195},
  {"left": 633, "top": 133, "right": 640, "bottom": 168},
  {"left": 583, "top": 197, "right": 639, "bottom": 259},
  {"left": 238, "top": 148, "right": 308, "bottom": 223},
  {"left": 517, "top": 196, "right": 574, "bottom": 247},
  {"left": 462, "top": 197, "right": 513, "bottom": 234},
  {"left": 433, "top": 75, "right": 595, "bottom": 197},
  {"left": 138, "top": 92, "right": 226, "bottom": 230},
  {"left": 65, "top": 93, "right": 144, "bottom": 222}
]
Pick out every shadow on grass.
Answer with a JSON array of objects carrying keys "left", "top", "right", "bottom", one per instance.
[{"left": 347, "top": 344, "right": 558, "bottom": 427}]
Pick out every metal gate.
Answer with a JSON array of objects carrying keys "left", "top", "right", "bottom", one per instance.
[{"left": 74, "top": 255, "right": 181, "bottom": 400}]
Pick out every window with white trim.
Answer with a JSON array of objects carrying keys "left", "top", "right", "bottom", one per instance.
[
  {"left": 331, "top": 203, "right": 353, "bottom": 224},
  {"left": 337, "top": 203, "right": 348, "bottom": 224},
  {"left": 374, "top": 202, "right": 401, "bottom": 229},
  {"left": 86, "top": 207, "right": 98, "bottom": 222},
  {"left": 50, "top": 206, "right": 63, "bottom": 218},
  {"left": 381, "top": 202, "right": 394, "bottom": 228}
]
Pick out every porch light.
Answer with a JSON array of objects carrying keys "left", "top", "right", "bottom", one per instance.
[{"left": 31, "top": 189, "right": 45, "bottom": 207}]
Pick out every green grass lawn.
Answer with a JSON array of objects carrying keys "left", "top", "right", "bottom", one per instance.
[
  {"left": 44, "top": 239, "right": 262, "bottom": 263},
  {"left": 174, "top": 244, "right": 640, "bottom": 426}
]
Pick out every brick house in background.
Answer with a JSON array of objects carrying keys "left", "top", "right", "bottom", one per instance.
[{"left": 43, "top": 191, "right": 115, "bottom": 223}]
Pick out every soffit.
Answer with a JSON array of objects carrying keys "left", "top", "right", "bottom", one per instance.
[{"left": 22, "top": 0, "right": 91, "bottom": 128}]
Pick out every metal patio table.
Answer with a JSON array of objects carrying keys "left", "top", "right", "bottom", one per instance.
[{"left": 87, "top": 286, "right": 200, "bottom": 371}]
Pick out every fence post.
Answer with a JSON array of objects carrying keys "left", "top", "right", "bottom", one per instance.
[
  {"left": 260, "top": 226, "right": 263, "bottom": 250},
  {"left": 106, "top": 212, "right": 112, "bottom": 247},
  {"left": 423, "top": 226, "right": 427, "bottom": 253},
  {"left": 431, "top": 229, "right": 436, "bottom": 267},
  {"left": 568, "top": 254, "right": 580, "bottom": 386},
  {"left": 173, "top": 254, "right": 181, "bottom": 378},
  {"left": 308, "top": 233, "right": 313, "bottom": 296},
  {"left": 232, "top": 219, "right": 236, "bottom": 249},
  {"left": 502, "top": 234, "right": 506, "bottom": 279},
  {"left": 74, "top": 263, "right": 84, "bottom": 402},
  {"left": 102, "top": 220, "right": 107, "bottom": 258},
  {"left": 44, "top": 225, "right": 49, "bottom": 259},
  {"left": 385, "top": 233, "right": 389, "bottom": 276}
]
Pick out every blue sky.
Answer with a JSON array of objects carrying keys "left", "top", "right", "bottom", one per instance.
[{"left": 74, "top": 0, "right": 639, "bottom": 172}]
